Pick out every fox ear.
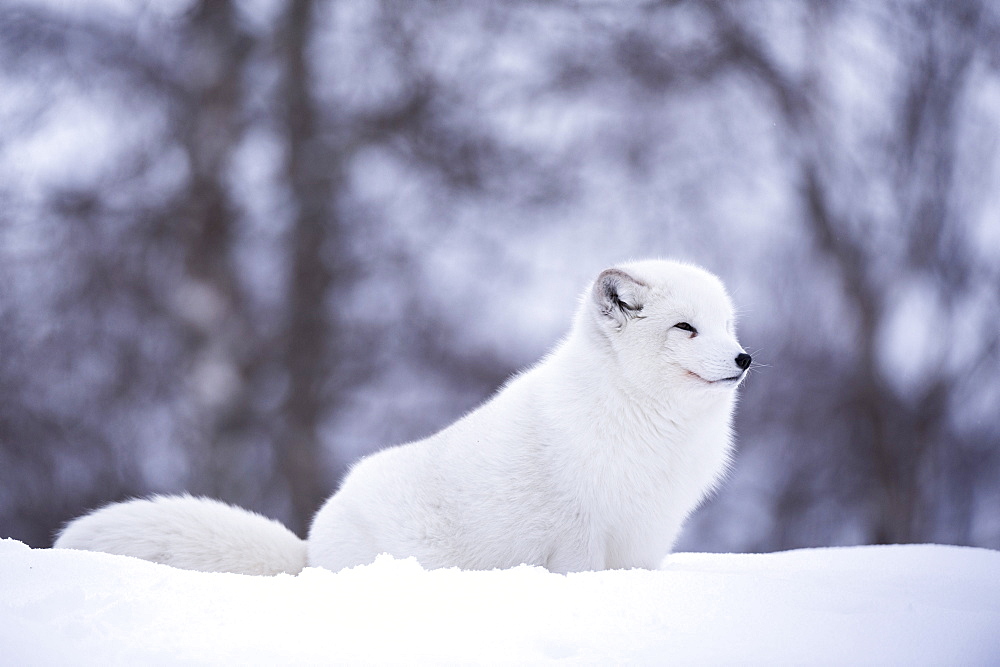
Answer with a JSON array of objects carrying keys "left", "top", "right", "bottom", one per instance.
[{"left": 593, "top": 268, "right": 648, "bottom": 328}]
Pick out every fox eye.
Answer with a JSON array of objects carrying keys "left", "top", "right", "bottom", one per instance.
[{"left": 673, "top": 322, "right": 697, "bottom": 335}]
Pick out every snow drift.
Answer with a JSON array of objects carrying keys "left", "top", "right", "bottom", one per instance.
[{"left": 2, "top": 538, "right": 998, "bottom": 664}]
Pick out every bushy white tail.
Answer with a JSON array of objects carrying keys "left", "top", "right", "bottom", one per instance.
[{"left": 54, "top": 495, "right": 306, "bottom": 576}]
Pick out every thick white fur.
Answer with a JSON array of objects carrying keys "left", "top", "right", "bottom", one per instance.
[
  {"left": 55, "top": 494, "right": 306, "bottom": 575},
  {"left": 55, "top": 259, "right": 748, "bottom": 575}
]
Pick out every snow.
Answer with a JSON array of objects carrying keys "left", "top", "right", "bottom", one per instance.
[{"left": 2, "top": 539, "right": 998, "bottom": 665}]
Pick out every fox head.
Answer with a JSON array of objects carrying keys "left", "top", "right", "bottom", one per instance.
[{"left": 587, "top": 260, "right": 750, "bottom": 399}]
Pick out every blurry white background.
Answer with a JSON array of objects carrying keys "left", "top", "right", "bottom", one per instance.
[{"left": 1, "top": 0, "right": 997, "bottom": 552}]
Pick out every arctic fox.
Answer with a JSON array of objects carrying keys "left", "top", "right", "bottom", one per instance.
[{"left": 56, "top": 259, "right": 751, "bottom": 575}]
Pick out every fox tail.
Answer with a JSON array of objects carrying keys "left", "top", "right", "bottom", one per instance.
[{"left": 54, "top": 494, "right": 306, "bottom": 576}]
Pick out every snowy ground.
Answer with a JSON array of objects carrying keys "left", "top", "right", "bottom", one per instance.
[{"left": 1, "top": 538, "right": 998, "bottom": 665}]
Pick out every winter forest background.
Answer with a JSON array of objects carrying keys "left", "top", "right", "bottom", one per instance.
[{"left": 1, "top": 0, "right": 998, "bottom": 553}]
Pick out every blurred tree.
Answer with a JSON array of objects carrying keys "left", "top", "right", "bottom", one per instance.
[
  {"left": 275, "top": 0, "right": 343, "bottom": 533},
  {"left": 704, "top": 0, "right": 1000, "bottom": 546},
  {"left": 171, "top": 0, "right": 265, "bottom": 508}
]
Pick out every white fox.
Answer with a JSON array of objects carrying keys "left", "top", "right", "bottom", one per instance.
[{"left": 56, "top": 259, "right": 751, "bottom": 575}]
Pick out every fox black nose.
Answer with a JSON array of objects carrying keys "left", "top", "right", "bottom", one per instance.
[{"left": 735, "top": 353, "right": 752, "bottom": 371}]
